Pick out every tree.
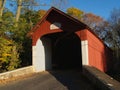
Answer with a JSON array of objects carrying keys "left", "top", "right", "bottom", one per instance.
[
  {"left": 0, "top": 37, "right": 20, "bottom": 72},
  {"left": 82, "top": 13, "right": 108, "bottom": 38},
  {"left": 37, "top": 10, "right": 46, "bottom": 20},
  {"left": 12, "top": 9, "right": 47, "bottom": 66},
  {"left": 101, "top": 8, "right": 120, "bottom": 49},
  {"left": 107, "top": 8, "right": 120, "bottom": 48},
  {"left": 67, "top": 7, "right": 84, "bottom": 20},
  {"left": 0, "top": 10, "right": 15, "bottom": 38},
  {"left": 15, "top": 0, "right": 22, "bottom": 22},
  {"left": 0, "top": 0, "right": 6, "bottom": 20},
  {"left": 66, "top": 7, "right": 108, "bottom": 40},
  {"left": 0, "top": 9, "right": 21, "bottom": 72},
  {"left": 104, "top": 8, "right": 120, "bottom": 66},
  {"left": 10, "top": 0, "right": 38, "bottom": 22}
]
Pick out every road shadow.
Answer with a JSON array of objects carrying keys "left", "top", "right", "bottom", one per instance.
[{"left": 49, "top": 69, "right": 99, "bottom": 90}]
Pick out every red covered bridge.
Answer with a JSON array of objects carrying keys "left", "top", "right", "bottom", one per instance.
[{"left": 28, "top": 7, "right": 113, "bottom": 72}]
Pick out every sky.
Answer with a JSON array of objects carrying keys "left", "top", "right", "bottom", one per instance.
[
  {"left": 68, "top": 0, "right": 120, "bottom": 20},
  {"left": 5, "top": 0, "right": 120, "bottom": 20}
]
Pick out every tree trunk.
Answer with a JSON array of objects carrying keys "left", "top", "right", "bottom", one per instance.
[
  {"left": 15, "top": 0, "right": 22, "bottom": 22},
  {"left": 0, "top": 0, "right": 6, "bottom": 19}
]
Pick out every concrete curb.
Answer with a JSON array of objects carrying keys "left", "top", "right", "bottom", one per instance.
[
  {"left": 83, "top": 65, "right": 120, "bottom": 90},
  {"left": 0, "top": 66, "right": 34, "bottom": 80}
]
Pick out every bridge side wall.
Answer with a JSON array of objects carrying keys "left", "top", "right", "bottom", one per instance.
[
  {"left": 87, "top": 30, "right": 112, "bottom": 72},
  {"left": 78, "top": 29, "right": 113, "bottom": 72},
  {"left": 87, "top": 30, "right": 107, "bottom": 72}
]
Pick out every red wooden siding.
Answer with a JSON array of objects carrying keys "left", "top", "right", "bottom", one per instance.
[
  {"left": 77, "top": 29, "right": 113, "bottom": 72},
  {"left": 86, "top": 30, "right": 111, "bottom": 72},
  {"left": 75, "top": 29, "right": 110, "bottom": 72},
  {"left": 32, "top": 20, "right": 62, "bottom": 46}
]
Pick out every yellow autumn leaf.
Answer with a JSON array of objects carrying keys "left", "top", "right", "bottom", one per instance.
[
  {"left": 0, "top": 58, "right": 4, "bottom": 60},
  {"left": 2, "top": 53, "right": 11, "bottom": 57}
]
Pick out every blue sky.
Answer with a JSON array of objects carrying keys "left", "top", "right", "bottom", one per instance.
[
  {"left": 39, "top": 0, "right": 120, "bottom": 20},
  {"left": 68, "top": 0, "right": 120, "bottom": 20},
  {"left": 5, "top": 0, "right": 120, "bottom": 20}
]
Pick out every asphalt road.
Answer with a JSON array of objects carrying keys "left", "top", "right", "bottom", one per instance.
[{"left": 0, "top": 70, "right": 99, "bottom": 90}]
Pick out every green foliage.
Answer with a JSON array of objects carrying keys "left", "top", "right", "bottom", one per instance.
[
  {"left": 0, "top": 10, "right": 15, "bottom": 36},
  {"left": 0, "top": 37, "right": 20, "bottom": 72},
  {"left": 0, "top": 0, "right": 50, "bottom": 72},
  {"left": 12, "top": 9, "right": 46, "bottom": 66},
  {"left": 0, "top": 10, "right": 20, "bottom": 72},
  {"left": 0, "top": 10, "right": 21, "bottom": 72}
]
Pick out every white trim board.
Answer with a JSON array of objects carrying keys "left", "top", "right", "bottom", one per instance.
[{"left": 81, "top": 40, "right": 89, "bottom": 65}]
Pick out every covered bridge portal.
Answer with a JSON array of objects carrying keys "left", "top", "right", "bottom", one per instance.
[{"left": 29, "top": 7, "right": 112, "bottom": 72}]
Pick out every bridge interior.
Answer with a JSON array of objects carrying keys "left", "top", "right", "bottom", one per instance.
[{"left": 41, "top": 32, "right": 82, "bottom": 70}]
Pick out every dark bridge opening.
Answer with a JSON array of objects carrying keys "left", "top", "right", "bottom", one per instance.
[{"left": 42, "top": 32, "right": 82, "bottom": 70}]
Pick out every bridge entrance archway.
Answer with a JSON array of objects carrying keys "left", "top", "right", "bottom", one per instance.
[{"left": 41, "top": 32, "right": 82, "bottom": 70}]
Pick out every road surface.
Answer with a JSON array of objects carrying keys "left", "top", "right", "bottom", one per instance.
[{"left": 0, "top": 70, "right": 99, "bottom": 90}]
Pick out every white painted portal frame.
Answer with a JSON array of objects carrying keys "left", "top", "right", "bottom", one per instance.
[
  {"left": 32, "top": 38, "right": 89, "bottom": 72},
  {"left": 32, "top": 38, "right": 52, "bottom": 72},
  {"left": 81, "top": 40, "right": 89, "bottom": 65}
]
